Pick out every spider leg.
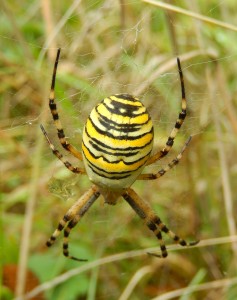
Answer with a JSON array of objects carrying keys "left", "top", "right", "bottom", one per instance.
[
  {"left": 138, "top": 136, "right": 191, "bottom": 180},
  {"left": 46, "top": 185, "right": 100, "bottom": 261},
  {"left": 146, "top": 58, "right": 187, "bottom": 166},
  {"left": 48, "top": 48, "right": 83, "bottom": 161},
  {"left": 122, "top": 188, "right": 198, "bottom": 258},
  {"left": 40, "top": 124, "right": 86, "bottom": 174}
]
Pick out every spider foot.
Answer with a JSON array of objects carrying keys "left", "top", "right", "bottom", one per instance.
[
  {"left": 178, "top": 237, "right": 200, "bottom": 247},
  {"left": 63, "top": 242, "right": 88, "bottom": 262},
  {"left": 147, "top": 238, "right": 199, "bottom": 259},
  {"left": 46, "top": 236, "right": 57, "bottom": 247},
  {"left": 147, "top": 252, "right": 163, "bottom": 258},
  {"left": 46, "top": 240, "right": 54, "bottom": 247},
  {"left": 67, "top": 255, "right": 88, "bottom": 262},
  {"left": 188, "top": 239, "right": 200, "bottom": 246}
]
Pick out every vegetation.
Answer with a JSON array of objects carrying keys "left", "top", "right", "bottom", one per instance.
[{"left": 1, "top": 0, "right": 237, "bottom": 299}]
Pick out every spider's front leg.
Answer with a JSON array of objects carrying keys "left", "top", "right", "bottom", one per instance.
[
  {"left": 40, "top": 124, "right": 86, "bottom": 174},
  {"left": 46, "top": 185, "right": 100, "bottom": 261},
  {"left": 48, "top": 48, "right": 83, "bottom": 161},
  {"left": 146, "top": 58, "right": 187, "bottom": 166},
  {"left": 122, "top": 188, "right": 198, "bottom": 258}
]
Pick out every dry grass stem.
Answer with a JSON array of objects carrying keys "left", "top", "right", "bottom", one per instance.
[
  {"left": 13, "top": 235, "right": 237, "bottom": 300},
  {"left": 135, "top": 49, "right": 217, "bottom": 95},
  {"left": 143, "top": 0, "right": 237, "bottom": 32},
  {"left": 151, "top": 276, "right": 237, "bottom": 300},
  {"left": 37, "top": 0, "right": 82, "bottom": 67},
  {"left": 209, "top": 68, "right": 237, "bottom": 257},
  {"left": 40, "top": 0, "right": 57, "bottom": 61},
  {"left": 183, "top": 0, "right": 237, "bottom": 262},
  {"left": 118, "top": 265, "right": 153, "bottom": 300}
]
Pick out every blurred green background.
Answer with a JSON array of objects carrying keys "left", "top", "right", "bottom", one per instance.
[{"left": 1, "top": 0, "right": 237, "bottom": 299}]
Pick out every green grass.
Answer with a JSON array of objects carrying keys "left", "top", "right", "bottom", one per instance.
[{"left": 1, "top": 1, "right": 237, "bottom": 299}]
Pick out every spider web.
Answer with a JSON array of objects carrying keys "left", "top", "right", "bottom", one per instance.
[{"left": 2, "top": 1, "right": 237, "bottom": 299}]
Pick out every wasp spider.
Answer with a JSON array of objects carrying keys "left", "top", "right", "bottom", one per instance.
[{"left": 41, "top": 49, "right": 198, "bottom": 261}]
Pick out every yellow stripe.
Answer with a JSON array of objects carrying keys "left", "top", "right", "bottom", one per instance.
[
  {"left": 85, "top": 118, "right": 153, "bottom": 148},
  {"left": 83, "top": 132, "right": 153, "bottom": 164},
  {"left": 90, "top": 108, "right": 152, "bottom": 138},
  {"left": 108, "top": 95, "right": 141, "bottom": 106},
  {"left": 97, "top": 103, "right": 149, "bottom": 125},
  {"left": 82, "top": 143, "right": 149, "bottom": 173}
]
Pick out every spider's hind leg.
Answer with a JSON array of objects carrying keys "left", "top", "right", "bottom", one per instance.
[
  {"left": 153, "top": 215, "right": 199, "bottom": 247},
  {"left": 123, "top": 188, "right": 198, "bottom": 258},
  {"left": 62, "top": 215, "right": 87, "bottom": 261},
  {"left": 46, "top": 185, "right": 100, "bottom": 261}
]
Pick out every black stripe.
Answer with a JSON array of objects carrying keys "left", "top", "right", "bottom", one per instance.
[
  {"left": 86, "top": 164, "right": 132, "bottom": 180},
  {"left": 89, "top": 139, "right": 139, "bottom": 157},
  {"left": 166, "top": 137, "right": 174, "bottom": 147},
  {"left": 58, "top": 223, "right": 64, "bottom": 230},
  {"left": 96, "top": 106, "right": 151, "bottom": 132},
  {"left": 179, "top": 110, "right": 186, "bottom": 120},
  {"left": 85, "top": 126, "right": 153, "bottom": 152},
  {"left": 114, "top": 94, "right": 138, "bottom": 101},
  {"left": 161, "top": 225, "right": 169, "bottom": 233},
  {"left": 89, "top": 116, "right": 153, "bottom": 141},
  {"left": 57, "top": 129, "right": 65, "bottom": 138},
  {"left": 49, "top": 102, "right": 57, "bottom": 110},
  {"left": 83, "top": 140, "right": 152, "bottom": 165},
  {"left": 52, "top": 113, "right": 59, "bottom": 120},
  {"left": 180, "top": 240, "right": 187, "bottom": 246},
  {"left": 83, "top": 145, "right": 148, "bottom": 176},
  {"left": 175, "top": 122, "right": 181, "bottom": 129},
  {"left": 98, "top": 116, "right": 141, "bottom": 133},
  {"left": 147, "top": 222, "right": 156, "bottom": 231},
  {"left": 173, "top": 235, "right": 179, "bottom": 241},
  {"left": 103, "top": 98, "right": 146, "bottom": 117},
  {"left": 97, "top": 108, "right": 151, "bottom": 128},
  {"left": 157, "top": 231, "right": 162, "bottom": 240},
  {"left": 86, "top": 159, "right": 132, "bottom": 175},
  {"left": 64, "top": 230, "right": 69, "bottom": 237}
]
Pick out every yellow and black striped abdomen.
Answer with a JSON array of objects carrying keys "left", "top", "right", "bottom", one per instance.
[{"left": 82, "top": 94, "right": 154, "bottom": 190}]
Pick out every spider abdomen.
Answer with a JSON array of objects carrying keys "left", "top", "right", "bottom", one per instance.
[{"left": 82, "top": 94, "right": 154, "bottom": 190}]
